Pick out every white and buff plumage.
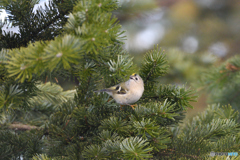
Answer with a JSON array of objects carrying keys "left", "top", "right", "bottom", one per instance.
[{"left": 96, "top": 74, "right": 144, "bottom": 109}]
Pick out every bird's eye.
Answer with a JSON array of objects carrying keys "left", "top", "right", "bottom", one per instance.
[
  {"left": 135, "top": 78, "right": 138, "bottom": 80},
  {"left": 116, "top": 86, "right": 119, "bottom": 90},
  {"left": 135, "top": 74, "right": 137, "bottom": 76}
]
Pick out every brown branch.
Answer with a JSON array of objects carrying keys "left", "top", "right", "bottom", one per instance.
[
  {"left": 8, "top": 122, "right": 38, "bottom": 131},
  {"left": 62, "top": 119, "right": 70, "bottom": 130}
]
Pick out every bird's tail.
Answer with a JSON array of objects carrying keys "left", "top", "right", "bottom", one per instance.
[
  {"left": 94, "top": 89, "right": 111, "bottom": 93},
  {"left": 94, "top": 89, "right": 113, "bottom": 96}
]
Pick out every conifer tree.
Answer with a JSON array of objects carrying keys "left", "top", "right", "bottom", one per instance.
[{"left": 0, "top": 0, "right": 240, "bottom": 159}]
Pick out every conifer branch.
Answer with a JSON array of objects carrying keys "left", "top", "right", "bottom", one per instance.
[{"left": 140, "top": 46, "right": 169, "bottom": 83}]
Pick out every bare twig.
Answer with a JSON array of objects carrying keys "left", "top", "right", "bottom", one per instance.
[{"left": 8, "top": 122, "right": 38, "bottom": 131}]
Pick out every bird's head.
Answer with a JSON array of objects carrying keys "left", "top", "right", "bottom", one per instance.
[{"left": 129, "top": 73, "right": 144, "bottom": 86}]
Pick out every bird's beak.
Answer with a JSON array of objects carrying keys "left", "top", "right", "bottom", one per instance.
[{"left": 130, "top": 75, "right": 136, "bottom": 82}]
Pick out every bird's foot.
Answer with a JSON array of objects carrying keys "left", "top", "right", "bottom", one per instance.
[
  {"left": 130, "top": 104, "right": 137, "bottom": 109},
  {"left": 120, "top": 105, "right": 123, "bottom": 110}
]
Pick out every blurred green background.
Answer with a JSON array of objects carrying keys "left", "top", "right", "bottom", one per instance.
[{"left": 115, "top": 0, "right": 240, "bottom": 118}]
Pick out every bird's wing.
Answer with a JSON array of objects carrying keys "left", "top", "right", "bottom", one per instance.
[
  {"left": 95, "top": 82, "right": 129, "bottom": 95},
  {"left": 107, "top": 82, "right": 128, "bottom": 95}
]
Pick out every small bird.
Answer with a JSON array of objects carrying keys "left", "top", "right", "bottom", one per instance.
[{"left": 95, "top": 73, "right": 144, "bottom": 109}]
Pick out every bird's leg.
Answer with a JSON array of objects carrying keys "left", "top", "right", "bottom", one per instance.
[
  {"left": 120, "top": 104, "right": 137, "bottom": 110},
  {"left": 107, "top": 98, "right": 112, "bottom": 102},
  {"left": 120, "top": 105, "right": 123, "bottom": 110},
  {"left": 129, "top": 104, "right": 137, "bottom": 109}
]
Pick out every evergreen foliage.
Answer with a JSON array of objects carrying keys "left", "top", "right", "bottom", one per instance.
[
  {"left": 199, "top": 55, "right": 240, "bottom": 114},
  {"left": 0, "top": 0, "right": 77, "bottom": 49},
  {"left": 0, "top": 0, "right": 240, "bottom": 159}
]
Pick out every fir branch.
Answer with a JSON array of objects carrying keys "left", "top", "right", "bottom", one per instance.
[
  {"left": 1, "top": 0, "right": 76, "bottom": 48},
  {"left": 82, "top": 144, "right": 107, "bottom": 159},
  {"left": 140, "top": 45, "right": 169, "bottom": 83},
  {"left": 198, "top": 55, "right": 240, "bottom": 108},
  {"left": 156, "top": 151, "right": 203, "bottom": 160},
  {"left": 99, "top": 117, "right": 130, "bottom": 136},
  {"left": 142, "top": 84, "right": 197, "bottom": 110},
  {"left": 120, "top": 137, "right": 153, "bottom": 159},
  {"left": 32, "top": 154, "right": 52, "bottom": 160}
]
